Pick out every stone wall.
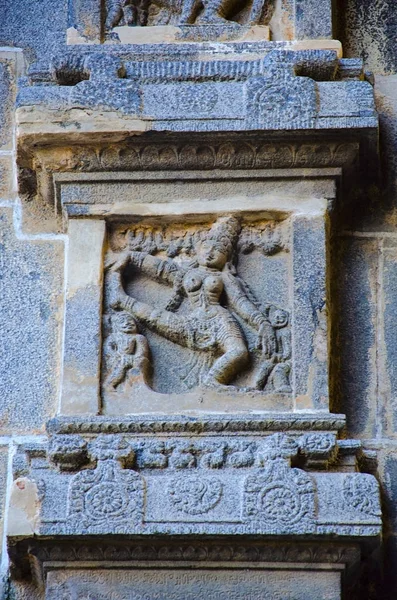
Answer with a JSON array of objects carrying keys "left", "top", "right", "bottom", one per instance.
[{"left": 0, "top": 1, "right": 395, "bottom": 599}]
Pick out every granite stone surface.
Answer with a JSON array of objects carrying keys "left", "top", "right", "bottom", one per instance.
[
  {"left": 2, "top": 0, "right": 397, "bottom": 598},
  {"left": 0, "top": 207, "right": 63, "bottom": 434}
]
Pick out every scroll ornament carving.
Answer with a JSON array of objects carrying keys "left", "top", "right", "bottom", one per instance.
[
  {"left": 168, "top": 476, "right": 223, "bottom": 515},
  {"left": 343, "top": 474, "right": 381, "bottom": 517},
  {"left": 35, "top": 541, "right": 359, "bottom": 565},
  {"left": 105, "top": 216, "right": 292, "bottom": 393},
  {"left": 48, "top": 434, "right": 88, "bottom": 471},
  {"left": 299, "top": 432, "right": 337, "bottom": 456},
  {"left": 47, "top": 433, "right": 344, "bottom": 472},
  {"left": 68, "top": 435, "right": 144, "bottom": 527},
  {"left": 38, "top": 141, "right": 358, "bottom": 173},
  {"left": 298, "top": 432, "right": 337, "bottom": 467}
]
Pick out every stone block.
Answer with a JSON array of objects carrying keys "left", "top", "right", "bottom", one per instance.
[
  {"left": 340, "top": 0, "right": 397, "bottom": 75},
  {"left": 382, "top": 535, "right": 397, "bottom": 596},
  {"left": 379, "top": 450, "right": 397, "bottom": 531},
  {"left": 61, "top": 219, "right": 106, "bottom": 415},
  {"left": 46, "top": 567, "right": 342, "bottom": 600},
  {"left": 0, "top": 446, "right": 9, "bottom": 557},
  {"left": 0, "top": 156, "right": 14, "bottom": 199},
  {"left": 0, "top": 56, "right": 15, "bottom": 151},
  {"left": 0, "top": 207, "right": 63, "bottom": 434},
  {"left": 0, "top": 0, "right": 67, "bottom": 63},
  {"left": 295, "top": 0, "right": 333, "bottom": 39},
  {"left": 375, "top": 75, "right": 397, "bottom": 222},
  {"left": 8, "top": 430, "right": 381, "bottom": 540},
  {"left": 334, "top": 237, "right": 378, "bottom": 437},
  {"left": 383, "top": 244, "right": 397, "bottom": 434},
  {"left": 292, "top": 216, "right": 328, "bottom": 410},
  {"left": 16, "top": 49, "right": 377, "bottom": 137}
]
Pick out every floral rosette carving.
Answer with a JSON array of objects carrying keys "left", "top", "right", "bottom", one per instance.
[
  {"left": 243, "top": 437, "right": 315, "bottom": 532},
  {"left": 68, "top": 436, "right": 144, "bottom": 529},
  {"left": 168, "top": 476, "right": 223, "bottom": 515}
]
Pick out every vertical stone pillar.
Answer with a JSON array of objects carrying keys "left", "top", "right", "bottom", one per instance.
[
  {"left": 60, "top": 218, "right": 106, "bottom": 414},
  {"left": 292, "top": 214, "right": 328, "bottom": 410}
]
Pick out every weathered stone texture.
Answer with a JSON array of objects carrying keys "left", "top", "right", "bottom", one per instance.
[
  {"left": 0, "top": 446, "right": 9, "bottom": 552},
  {"left": 333, "top": 237, "right": 378, "bottom": 436},
  {"left": 0, "top": 157, "right": 14, "bottom": 199},
  {"left": 0, "top": 0, "right": 67, "bottom": 63},
  {"left": 339, "top": 0, "right": 397, "bottom": 76},
  {"left": 0, "top": 207, "right": 63, "bottom": 433},
  {"left": 2, "top": 1, "right": 397, "bottom": 598},
  {"left": 46, "top": 567, "right": 342, "bottom": 600},
  {"left": 0, "top": 52, "right": 17, "bottom": 153}
]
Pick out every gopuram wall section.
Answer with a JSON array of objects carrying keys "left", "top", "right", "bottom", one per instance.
[{"left": 0, "top": 1, "right": 396, "bottom": 598}]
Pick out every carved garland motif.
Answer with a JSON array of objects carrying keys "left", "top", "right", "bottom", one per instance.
[{"left": 243, "top": 460, "right": 316, "bottom": 528}]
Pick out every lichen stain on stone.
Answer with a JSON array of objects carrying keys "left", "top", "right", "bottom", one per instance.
[{"left": 313, "top": 305, "right": 328, "bottom": 363}]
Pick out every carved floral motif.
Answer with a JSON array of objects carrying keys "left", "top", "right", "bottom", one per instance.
[
  {"left": 243, "top": 434, "right": 315, "bottom": 530},
  {"left": 68, "top": 436, "right": 144, "bottom": 527},
  {"left": 168, "top": 476, "right": 223, "bottom": 515}
]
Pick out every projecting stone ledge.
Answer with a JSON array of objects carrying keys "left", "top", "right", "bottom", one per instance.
[
  {"left": 8, "top": 420, "right": 381, "bottom": 539},
  {"left": 17, "top": 47, "right": 376, "bottom": 140},
  {"left": 7, "top": 418, "right": 381, "bottom": 597}
]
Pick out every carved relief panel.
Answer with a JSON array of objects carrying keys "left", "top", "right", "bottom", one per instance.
[
  {"left": 57, "top": 169, "right": 330, "bottom": 416},
  {"left": 102, "top": 215, "right": 293, "bottom": 413},
  {"left": 67, "top": 0, "right": 335, "bottom": 44}
]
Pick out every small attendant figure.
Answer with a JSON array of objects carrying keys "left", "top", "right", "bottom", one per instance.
[
  {"left": 104, "top": 311, "right": 150, "bottom": 389},
  {"left": 254, "top": 305, "right": 292, "bottom": 393}
]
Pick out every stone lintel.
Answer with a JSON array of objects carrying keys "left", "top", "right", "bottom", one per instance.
[
  {"left": 7, "top": 428, "right": 381, "bottom": 598},
  {"left": 9, "top": 538, "right": 363, "bottom": 593}
]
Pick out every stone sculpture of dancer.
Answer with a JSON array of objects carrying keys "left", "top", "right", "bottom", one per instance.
[{"left": 107, "top": 216, "right": 277, "bottom": 388}]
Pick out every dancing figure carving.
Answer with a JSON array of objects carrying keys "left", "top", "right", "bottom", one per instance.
[{"left": 107, "top": 217, "right": 280, "bottom": 389}]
